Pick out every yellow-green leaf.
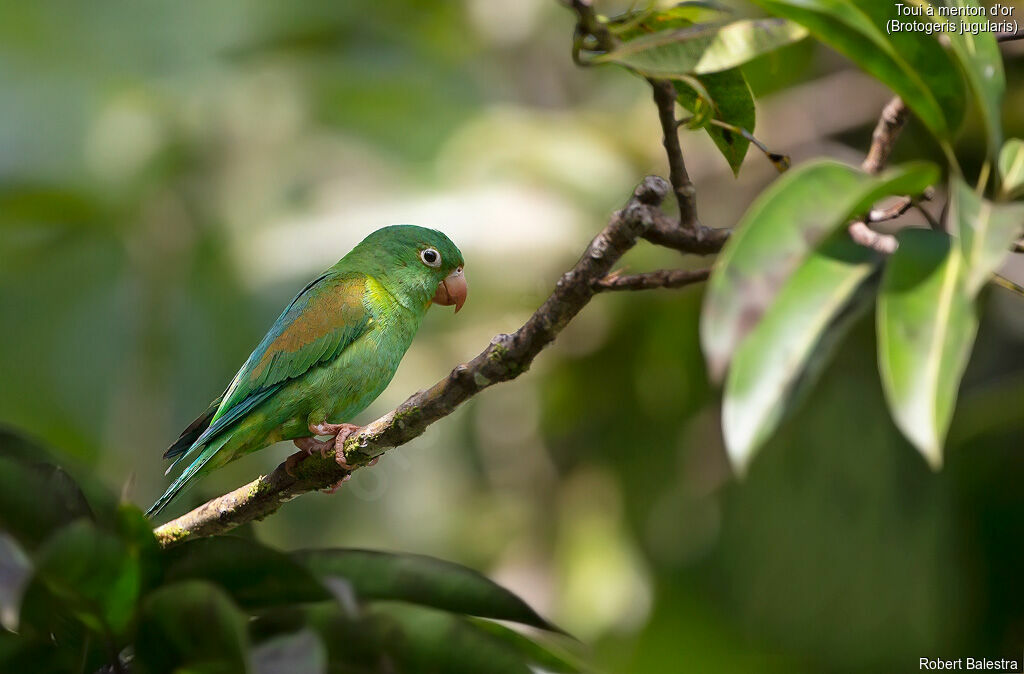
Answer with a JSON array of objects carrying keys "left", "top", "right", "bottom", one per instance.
[
  {"left": 877, "top": 229, "right": 977, "bottom": 468},
  {"left": 701, "top": 159, "right": 939, "bottom": 381},
  {"left": 949, "top": 176, "right": 1024, "bottom": 297},
  {"left": 752, "top": 0, "right": 964, "bottom": 143},
  {"left": 594, "top": 18, "right": 808, "bottom": 77},
  {"left": 998, "top": 138, "right": 1024, "bottom": 198},
  {"left": 724, "top": 235, "right": 879, "bottom": 471}
]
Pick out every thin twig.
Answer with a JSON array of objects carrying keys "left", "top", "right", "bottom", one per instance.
[
  {"left": 849, "top": 96, "right": 909, "bottom": 253},
  {"left": 641, "top": 199, "right": 729, "bottom": 255},
  {"left": 862, "top": 96, "right": 907, "bottom": 175},
  {"left": 866, "top": 196, "right": 914, "bottom": 224},
  {"left": 997, "top": 28, "right": 1023, "bottom": 43},
  {"left": 594, "top": 267, "right": 711, "bottom": 292},
  {"left": 650, "top": 79, "right": 700, "bottom": 228}
]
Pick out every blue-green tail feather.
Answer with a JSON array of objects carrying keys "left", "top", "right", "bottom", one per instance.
[{"left": 147, "top": 433, "right": 231, "bottom": 518}]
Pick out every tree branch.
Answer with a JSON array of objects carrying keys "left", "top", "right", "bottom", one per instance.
[
  {"left": 861, "top": 96, "right": 907, "bottom": 175},
  {"left": 594, "top": 267, "right": 710, "bottom": 292},
  {"left": 997, "top": 27, "right": 1023, "bottom": 43},
  {"left": 650, "top": 79, "right": 700, "bottom": 229},
  {"left": 848, "top": 96, "right": 908, "bottom": 253},
  {"left": 155, "top": 176, "right": 687, "bottom": 547}
]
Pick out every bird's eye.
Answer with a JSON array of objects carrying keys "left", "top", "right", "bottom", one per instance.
[{"left": 420, "top": 248, "right": 441, "bottom": 267}]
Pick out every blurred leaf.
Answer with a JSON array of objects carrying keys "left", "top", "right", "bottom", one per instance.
[
  {"left": 295, "top": 548, "right": 561, "bottom": 633},
  {"left": 877, "top": 229, "right": 977, "bottom": 467},
  {"left": 949, "top": 176, "right": 1024, "bottom": 297},
  {"left": 0, "top": 630, "right": 71, "bottom": 673},
  {"left": 675, "top": 68, "right": 754, "bottom": 175},
  {"left": 0, "top": 184, "right": 107, "bottom": 230},
  {"left": 32, "top": 519, "right": 141, "bottom": 637},
  {"left": 608, "top": 0, "right": 733, "bottom": 37},
  {"left": 594, "top": 19, "right": 807, "bottom": 76},
  {"left": 0, "top": 431, "right": 95, "bottom": 550},
  {"left": 163, "top": 536, "right": 328, "bottom": 611},
  {"left": 305, "top": 602, "right": 539, "bottom": 674},
  {"left": 997, "top": 138, "right": 1024, "bottom": 198},
  {"left": 251, "top": 628, "right": 327, "bottom": 674},
  {"left": 940, "top": 0, "right": 1004, "bottom": 159},
  {"left": 470, "top": 619, "right": 586, "bottom": 674},
  {"left": 701, "top": 159, "right": 939, "bottom": 381},
  {"left": 752, "top": 0, "right": 963, "bottom": 143},
  {"left": 116, "top": 505, "right": 162, "bottom": 593},
  {"left": 723, "top": 235, "right": 880, "bottom": 471},
  {"left": 0, "top": 533, "right": 32, "bottom": 631},
  {"left": 135, "top": 581, "right": 249, "bottom": 674}
]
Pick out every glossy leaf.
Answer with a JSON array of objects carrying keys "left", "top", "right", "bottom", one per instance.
[
  {"left": 470, "top": 619, "right": 586, "bottom": 674},
  {"left": 949, "top": 176, "right": 1024, "bottom": 297},
  {"left": 594, "top": 19, "right": 808, "bottom": 76},
  {"left": 675, "top": 68, "right": 755, "bottom": 175},
  {"left": 135, "top": 581, "right": 250, "bottom": 674},
  {"left": 294, "top": 548, "right": 560, "bottom": 632},
  {"left": 31, "top": 520, "right": 141, "bottom": 637},
  {"left": 163, "top": 536, "right": 329, "bottom": 610},
  {"left": 608, "top": 1, "right": 732, "bottom": 38},
  {"left": 0, "top": 433, "right": 95, "bottom": 550},
  {"left": 998, "top": 137, "right": 1024, "bottom": 198},
  {"left": 752, "top": 0, "right": 964, "bottom": 142},
  {"left": 307, "top": 603, "right": 536, "bottom": 674},
  {"left": 701, "top": 159, "right": 939, "bottom": 381},
  {"left": 941, "top": 0, "right": 1005, "bottom": 158},
  {"left": 723, "top": 235, "right": 880, "bottom": 471},
  {"left": 877, "top": 229, "right": 977, "bottom": 467}
]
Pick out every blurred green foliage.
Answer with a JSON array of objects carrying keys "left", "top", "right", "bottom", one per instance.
[{"left": 2, "top": 1, "right": 1024, "bottom": 672}]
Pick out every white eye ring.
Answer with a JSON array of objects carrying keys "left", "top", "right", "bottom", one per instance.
[{"left": 420, "top": 247, "right": 441, "bottom": 268}]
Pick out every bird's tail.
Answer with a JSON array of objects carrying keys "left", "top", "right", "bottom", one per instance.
[{"left": 146, "top": 433, "right": 230, "bottom": 518}]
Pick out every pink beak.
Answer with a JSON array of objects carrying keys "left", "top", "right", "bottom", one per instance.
[{"left": 432, "top": 267, "right": 467, "bottom": 313}]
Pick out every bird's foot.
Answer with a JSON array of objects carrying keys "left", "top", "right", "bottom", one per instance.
[{"left": 308, "top": 422, "right": 361, "bottom": 469}]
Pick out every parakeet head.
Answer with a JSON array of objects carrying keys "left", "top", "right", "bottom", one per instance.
[{"left": 345, "top": 225, "right": 467, "bottom": 313}]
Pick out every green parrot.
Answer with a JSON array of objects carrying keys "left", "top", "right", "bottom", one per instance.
[{"left": 147, "top": 225, "right": 466, "bottom": 518}]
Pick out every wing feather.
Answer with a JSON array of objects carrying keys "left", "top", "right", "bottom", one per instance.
[{"left": 187, "top": 271, "right": 372, "bottom": 450}]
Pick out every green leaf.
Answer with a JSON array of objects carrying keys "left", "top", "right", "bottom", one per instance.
[
  {"left": 877, "top": 229, "right": 978, "bottom": 467},
  {"left": 163, "top": 536, "right": 329, "bottom": 611},
  {"left": 294, "top": 548, "right": 561, "bottom": 633},
  {"left": 949, "top": 176, "right": 1024, "bottom": 297},
  {"left": 700, "top": 159, "right": 939, "bottom": 381},
  {"left": 32, "top": 519, "right": 141, "bottom": 637},
  {"left": 251, "top": 629, "right": 327, "bottom": 674},
  {"left": 307, "top": 603, "right": 536, "bottom": 674},
  {"left": 608, "top": 1, "right": 732, "bottom": 39},
  {"left": 723, "top": 235, "right": 880, "bottom": 471},
  {"left": 594, "top": 18, "right": 808, "bottom": 76},
  {"left": 0, "top": 432, "right": 95, "bottom": 550},
  {"left": 939, "top": 0, "right": 1005, "bottom": 159},
  {"left": 752, "top": 0, "right": 964, "bottom": 143},
  {"left": 470, "top": 619, "right": 586, "bottom": 674},
  {"left": 135, "top": 581, "right": 250, "bottom": 674},
  {"left": 0, "top": 630, "right": 73, "bottom": 674},
  {"left": 675, "top": 68, "right": 755, "bottom": 175},
  {"left": 997, "top": 138, "right": 1024, "bottom": 198},
  {"left": 373, "top": 604, "right": 535, "bottom": 674}
]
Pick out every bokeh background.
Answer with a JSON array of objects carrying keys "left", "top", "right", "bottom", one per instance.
[{"left": 2, "top": 1, "right": 1024, "bottom": 671}]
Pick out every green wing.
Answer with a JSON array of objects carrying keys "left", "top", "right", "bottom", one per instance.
[
  {"left": 197, "top": 270, "right": 373, "bottom": 448},
  {"left": 148, "top": 271, "right": 373, "bottom": 517}
]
